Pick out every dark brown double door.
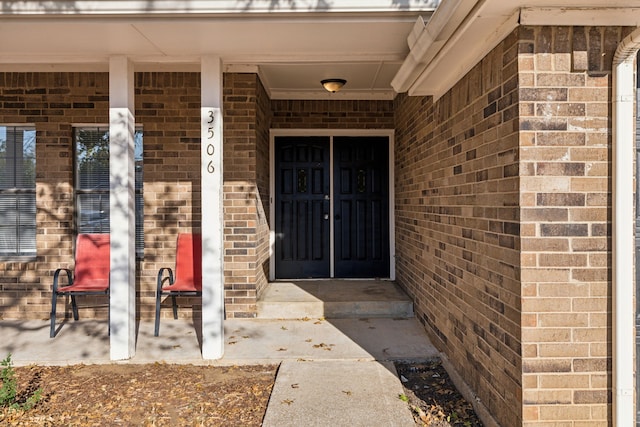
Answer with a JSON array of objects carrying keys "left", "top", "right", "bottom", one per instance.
[{"left": 275, "top": 136, "right": 389, "bottom": 279}]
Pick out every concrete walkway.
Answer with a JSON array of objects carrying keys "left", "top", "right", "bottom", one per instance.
[{"left": 1, "top": 317, "right": 439, "bottom": 426}]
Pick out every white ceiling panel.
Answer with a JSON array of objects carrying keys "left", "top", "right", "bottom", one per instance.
[
  {"left": 1, "top": 21, "right": 160, "bottom": 55},
  {"left": 132, "top": 19, "right": 414, "bottom": 59}
]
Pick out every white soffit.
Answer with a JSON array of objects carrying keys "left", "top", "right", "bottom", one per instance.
[{"left": 0, "top": 18, "right": 415, "bottom": 60}]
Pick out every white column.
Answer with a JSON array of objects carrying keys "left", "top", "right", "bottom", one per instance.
[
  {"left": 201, "top": 56, "right": 224, "bottom": 359},
  {"left": 108, "top": 56, "right": 136, "bottom": 360}
]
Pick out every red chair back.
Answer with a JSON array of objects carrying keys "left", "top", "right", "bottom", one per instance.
[
  {"left": 73, "top": 234, "right": 110, "bottom": 290},
  {"left": 174, "top": 233, "right": 202, "bottom": 291}
]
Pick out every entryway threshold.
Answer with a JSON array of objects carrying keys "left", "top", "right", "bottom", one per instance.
[{"left": 257, "top": 280, "right": 414, "bottom": 319}]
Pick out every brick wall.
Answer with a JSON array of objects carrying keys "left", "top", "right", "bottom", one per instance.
[
  {"left": 395, "top": 26, "right": 629, "bottom": 425},
  {"left": 0, "top": 72, "right": 110, "bottom": 320},
  {"left": 0, "top": 72, "right": 206, "bottom": 321},
  {"left": 255, "top": 76, "right": 272, "bottom": 299},
  {"left": 0, "top": 73, "right": 396, "bottom": 321},
  {"left": 136, "top": 72, "right": 202, "bottom": 320},
  {"left": 223, "top": 73, "right": 271, "bottom": 317},
  {"left": 518, "top": 26, "right": 627, "bottom": 425},
  {"left": 271, "top": 99, "right": 394, "bottom": 129},
  {"left": 0, "top": 71, "right": 267, "bottom": 320},
  {"left": 394, "top": 30, "right": 522, "bottom": 425}
]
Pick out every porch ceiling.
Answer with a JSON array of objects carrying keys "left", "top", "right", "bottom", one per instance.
[
  {"left": 2, "top": 0, "right": 639, "bottom": 101},
  {"left": 0, "top": 2, "right": 438, "bottom": 100}
]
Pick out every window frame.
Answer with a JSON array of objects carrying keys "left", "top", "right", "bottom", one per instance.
[
  {"left": 0, "top": 124, "right": 37, "bottom": 259},
  {"left": 73, "top": 125, "right": 144, "bottom": 259}
]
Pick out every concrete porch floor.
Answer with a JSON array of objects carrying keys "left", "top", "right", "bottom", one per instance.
[
  {"left": 1, "top": 316, "right": 438, "bottom": 366},
  {"left": 2, "top": 280, "right": 426, "bottom": 365}
]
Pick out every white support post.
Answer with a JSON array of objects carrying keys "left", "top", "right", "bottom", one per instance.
[
  {"left": 108, "top": 56, "right": 136, "bottom": 360},
  {"left": 201, "top": 56, "right": 224, "bottom": 359}
]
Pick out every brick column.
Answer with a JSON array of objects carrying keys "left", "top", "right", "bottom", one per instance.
[{"left": 519, "top": 26, "right": 623, "bottom": 424}]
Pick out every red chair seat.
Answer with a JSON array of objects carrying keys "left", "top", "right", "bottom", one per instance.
[
  {"left": 57, "top": 280, "right": 109, "bottom": 292},
  {"left": 162, "top": 281, "right": 199, "bottom": 292}
]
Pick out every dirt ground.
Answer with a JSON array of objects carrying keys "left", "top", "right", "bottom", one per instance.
[
  {"left": 395, "top": 360, "right": 483, "bottom": 426},
  {"left": 2, "top": 360, "right": 482, "bottom": 426},
  {"left": 1, "top": 363, "right": 277, "bottom": 426}
]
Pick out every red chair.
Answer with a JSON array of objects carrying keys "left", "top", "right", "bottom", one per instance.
[
  {"left": 155, "top": 233, "right": 202, "bottom": 336},
  {"left": 50, "top": 234, "right": 110, "bottom": 338}
]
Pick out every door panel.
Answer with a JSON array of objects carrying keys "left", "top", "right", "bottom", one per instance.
[
  {"left": 275, "top": 137, "right": 330, "bottom": 278},
  {"left": 334, "top": 137, "right": 390, "bottom": 278}
]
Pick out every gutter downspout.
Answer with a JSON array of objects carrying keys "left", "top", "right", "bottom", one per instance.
[{"left": 613, "top": 27, "right": 640, "bottom": 427}]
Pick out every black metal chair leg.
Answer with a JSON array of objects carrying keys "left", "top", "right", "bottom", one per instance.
[
  {"left": 71, "top": 295, "right": 79, "bottom": 320},
  {"left": 154, "top": 292, "right": 162, "bottom": 337},
  {"left": 50, "top": 291, "right": 58, "bottom": 338},
  {"left": 107, "top": 295, "right": 111, "bottom": 336},
  {"left": 171, "top": 295, "right": 178, "bottom": 319}
]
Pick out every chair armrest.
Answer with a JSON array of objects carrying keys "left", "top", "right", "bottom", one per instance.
[
  {"left": 53, "top": 268, "right": 73, "bottom": 292},
  {"left": 157, "top": 267, "right": 174, "bottom": 292}
]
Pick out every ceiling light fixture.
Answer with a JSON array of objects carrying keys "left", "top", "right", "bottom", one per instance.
[{"left": 321, "top": 78, "right": 347, "bottom": 93}]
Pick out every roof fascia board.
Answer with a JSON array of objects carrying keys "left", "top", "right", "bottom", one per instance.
[
  {"left": 0, "top": 0, "right": 440, "bottom": 16},
  {"left": 521, "top": 7, "right": 640, "bottom": 26},
  {"left": 408, "top": 8, "right": 519, "bottom": 99},
  {"left": 394, "top": 1, "right": 640, "bottom": 100},
  {"left": 391, "top": 0, "right": 479, "bottom": 92}
]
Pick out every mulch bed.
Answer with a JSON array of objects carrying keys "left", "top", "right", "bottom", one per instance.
[
  {"left": 1, "top": 363, "right": 277, "bottom": 426},
  {"left": 395, "top": 360, "right": 484, "bottom": 426}
]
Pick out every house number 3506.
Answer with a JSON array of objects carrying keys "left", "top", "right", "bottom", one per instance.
[{"left": 206, "top": 110, "right": 215, "bottom": 174}]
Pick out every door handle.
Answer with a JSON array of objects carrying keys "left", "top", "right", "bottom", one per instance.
[{"left": 324, "top": 214, "right": 329, "bottom": 220}]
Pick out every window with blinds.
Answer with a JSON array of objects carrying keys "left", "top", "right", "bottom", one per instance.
[
  {"left": 75, "top": 127, "right": 144, "bottom": 258},
  {"left": 0, "top": 126, "right": 36, "bottom": 256}
]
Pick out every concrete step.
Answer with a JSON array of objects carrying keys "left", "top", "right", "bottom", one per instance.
[{"left": 257, "top": 280, "right": 414, "bottom": 319}]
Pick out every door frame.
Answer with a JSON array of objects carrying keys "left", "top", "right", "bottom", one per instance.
[{"left": 269, "top": 129, "right": 395, "bottom": 281}]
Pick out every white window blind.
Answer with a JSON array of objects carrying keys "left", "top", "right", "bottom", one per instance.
[{"left": 0, "top": 126, "right": 36, "bottom": 256}]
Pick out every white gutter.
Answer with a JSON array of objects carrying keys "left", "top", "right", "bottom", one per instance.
[
  {"left": 612, "top": 27, "right": 640, "bottom": 427},
  {"left": 391, "top": 0, "right": 480, "bottom": 93},
  {"left": 0, "top": 0, "right": 441, "bottom": 16}
]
